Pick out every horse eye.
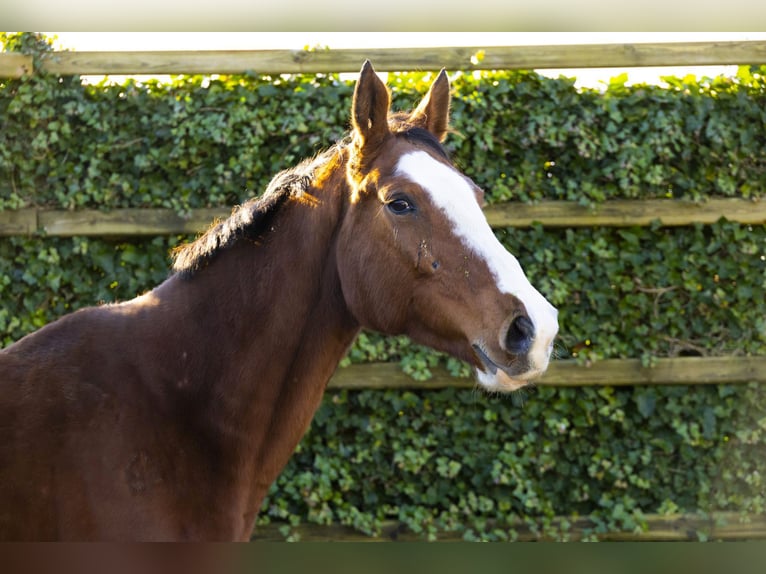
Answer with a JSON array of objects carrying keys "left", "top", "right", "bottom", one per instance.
[{"left": 387, "top": 198, "right": 415, "bottom": 215}]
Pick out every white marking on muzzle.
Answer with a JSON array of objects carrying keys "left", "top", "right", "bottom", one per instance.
[{"left": 396, "top": 151, "right": 558, "bottom": 374}]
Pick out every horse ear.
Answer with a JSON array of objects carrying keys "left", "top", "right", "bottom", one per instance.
[
  {"left": 351, "top": 60, "right": 391, "bottom": 153},
  {"left": 409, "top": 68, "right": 451, "bottom": 142}
]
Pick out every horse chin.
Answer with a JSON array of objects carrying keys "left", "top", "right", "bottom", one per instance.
[
  {"left": 470, "top": 342, "right": 550, "bottom": 393},
  {"left": 475, "top": 368, "right": 531, "bottom": 393}
]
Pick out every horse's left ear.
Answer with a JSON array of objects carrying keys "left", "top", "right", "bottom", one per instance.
[
  {"left": 352, "top": 61, "right": 392, "bottom": 153},
  {"left": 409, "top": 69, "right": 451, "bottom": 142}
]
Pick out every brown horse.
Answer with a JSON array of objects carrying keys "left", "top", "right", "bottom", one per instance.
[{"left": 0, "top": 62, "right": 558, "bottom": 541}]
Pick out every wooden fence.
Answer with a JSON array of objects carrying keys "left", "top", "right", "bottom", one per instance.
[
  {"left": 2, "top": 40, "right": 766, "bottom": 77},
  {"left": 2, "top": 198, "right": 766, "bottom": 237},
  {"left": 2, "top": 40, "right": 766, "bottom": 540},
  {"left": 329, "top": 356, "right": 766, "bottom": 389}
]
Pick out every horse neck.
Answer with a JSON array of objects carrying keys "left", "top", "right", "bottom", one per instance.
[{"left": 150, "top": 162, "right": 359, "bottom": 517}]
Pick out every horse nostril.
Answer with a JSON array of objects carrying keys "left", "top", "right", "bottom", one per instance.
[{"left": 505, "top": 315, "right": 534, "bottom": 355}]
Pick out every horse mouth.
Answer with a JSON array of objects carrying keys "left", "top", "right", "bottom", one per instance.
[
  {"left": 472, "top": 344, "right": 500, "bottom": 375},
  {"left": 471, "top": 344, "right": 534, "bottom": 392}
]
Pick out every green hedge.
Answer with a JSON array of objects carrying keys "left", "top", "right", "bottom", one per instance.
[
  {"left": 1, "top": 33, "right": 765, "bottom": 540},
  {"left": 265, "top": 383, "right": 765, "bottom": 541}
]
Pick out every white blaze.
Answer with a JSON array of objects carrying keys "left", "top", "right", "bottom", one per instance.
[{"left": 395, "top": 151, "right": 558, "bottom": 374}]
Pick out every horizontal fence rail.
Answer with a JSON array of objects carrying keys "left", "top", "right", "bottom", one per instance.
[
  {"left": 252, "top": 512, "right": 766, "bottom": 541},
  {"left": 1, "top": 198, "right": 764, "bottom": 237},
  {"left": 329, "top": 356, "right": 766, "bottom": 389},
  {"left": 1, "top": 41, "right": 766, "bottom": 78},
  {"left": 0, "top": 52, "right": 30, "bottom": 76}
]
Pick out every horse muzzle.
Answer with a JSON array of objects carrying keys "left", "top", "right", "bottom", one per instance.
[{"left": 471, "top": 306, "right": 558, "bottom": 393}]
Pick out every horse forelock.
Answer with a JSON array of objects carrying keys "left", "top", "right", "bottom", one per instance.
[
  {"left": 388, "top": 112, "right": 450, "bottom": 160},
  {"left": 398, "top": 127, "right": 450, "bottom": 161}
]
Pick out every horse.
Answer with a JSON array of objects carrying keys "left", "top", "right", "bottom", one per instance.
[{"left": 0, "top": 62, "right": 558, "bottom": 541}]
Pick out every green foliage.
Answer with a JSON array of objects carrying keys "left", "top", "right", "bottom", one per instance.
[
  {"left": 0, "top": 236, "right": 181, "bottom": 343},
  {"left": 261, "top": 382, "right": 766, "bottom": 540},
  {"left": 446, "top": 69, "right": 766, "bottom": 205},
  {"left": 515, "top": 221, "right": 766, "bottom": 363},
  {"left": 1, "top": 32, "right": 765, "bottom": 539}
]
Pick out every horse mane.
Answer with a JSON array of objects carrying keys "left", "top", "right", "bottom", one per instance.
[
  {"left": 171, "top": 144, "right": 344, "bottom": 278},
  {"left": 171, "top": 125, "right": 448, "bottom": 279}
]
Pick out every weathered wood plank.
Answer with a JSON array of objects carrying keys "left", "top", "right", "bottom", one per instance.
[
  {"left": 0, "top": 208, "right": 37, "bottom": 235},
  {"left": 539, "top": 356, "right": 766, "bottom": 387},
  {"left": 33, "top": 41, "right": 766, "bottom": 76},
  {"left": 0, "top": 53, "right": 33, "bottom": 78},
  {"left": 484, "top": 198, "right": 766, "bottom": 228},
  {"left": 252, "top": 512, "right": 766, "bottom": 541},
  {"left": 36, "top": 207, "right": 230, "bottom": 237},
  {"left": 2, "top": 198, "right": 763, "bottom": 237},
  {"left": 328, "top": 356, "right": 766, "bottom": 389},
  {"left": 480, "top": 40, "right": 766, "bottom": 70}
]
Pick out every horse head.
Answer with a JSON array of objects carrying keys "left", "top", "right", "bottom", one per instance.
[{"left": 337, "top": 61, "right": 559, "bottom": 392}]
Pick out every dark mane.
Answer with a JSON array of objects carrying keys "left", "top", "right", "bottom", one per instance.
[
  {"left": 171, "top": 126, "right": 446, "bottom": 279},
  {"left": 171, "top": 145, "right": 342, "bottom": 278}
]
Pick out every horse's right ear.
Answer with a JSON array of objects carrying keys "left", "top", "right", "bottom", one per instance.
[
  {"left": 351, "top": 61, "right": 391, "bottom": 154},
  {"left": 409, "top": 68, "right": 451, "bottom": 142}
]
